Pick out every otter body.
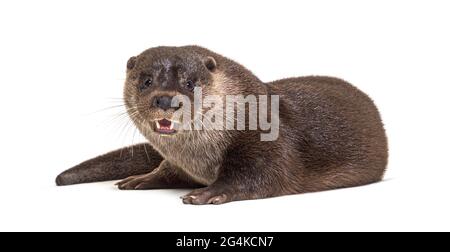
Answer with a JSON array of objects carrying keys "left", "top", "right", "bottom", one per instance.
[{"left": 56, "top": 46, "right": 388, "bottom": 204}]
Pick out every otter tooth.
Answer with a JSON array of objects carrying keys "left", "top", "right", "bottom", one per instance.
[
  {"left": 156, "top": 121, "right": 161, "bottom": 129},
  {"left": 169, "top": 121, "right": 174, "bottom": 130}
]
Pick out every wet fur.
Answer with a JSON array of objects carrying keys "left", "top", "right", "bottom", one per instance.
[{"left": 56, "top": 46, "right": 388, "bottom": 204}]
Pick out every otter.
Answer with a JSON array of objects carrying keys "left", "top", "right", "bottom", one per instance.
[{"left": 56, "top": 46, "right": 388, "bottom": 205}]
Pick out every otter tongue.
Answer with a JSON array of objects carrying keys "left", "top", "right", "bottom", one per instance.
[{"left": 158, "top": 119, "right": 172, "bottom": 130}]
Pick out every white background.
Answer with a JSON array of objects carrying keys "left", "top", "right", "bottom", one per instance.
[{"left": 0, "top": 0, "right": 449, "bottom": 231}]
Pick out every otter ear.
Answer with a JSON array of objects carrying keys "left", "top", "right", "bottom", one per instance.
[
  {"left": 204, "top": 56, "right": 217, "bottom": 72},
  {"left": 127, "top": 56, "right": 137, "bottom": 70}
]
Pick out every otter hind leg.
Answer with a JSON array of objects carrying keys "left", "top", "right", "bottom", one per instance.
[{"left": 301, "top": 161, "right": 386, "bottom": 193}]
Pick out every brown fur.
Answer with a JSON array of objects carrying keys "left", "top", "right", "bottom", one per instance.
[
  {"left": 56, "top": 144, "right": 162, "bottom": 186},
  {"left": 56, "top": 46, "right": 388, "bottom": 205}
]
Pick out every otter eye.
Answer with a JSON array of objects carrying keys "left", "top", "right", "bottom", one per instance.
[
  {"left": 186, "top": 80, "right": 195, "bottom": 91},
  {"left": 139, "top": 77, "right": 153, "bottom": 92}
]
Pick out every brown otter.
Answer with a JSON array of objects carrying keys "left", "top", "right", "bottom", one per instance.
[{"left": 56, "top": 46, "right": 388, "bottom": 205}]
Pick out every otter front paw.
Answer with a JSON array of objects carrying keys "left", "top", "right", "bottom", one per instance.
[
  {"left": 182, "top": 186, "right": 231, "bottom": 205},
  {"left": 116, "top": 174, "right": 155, "bottom": 190}
]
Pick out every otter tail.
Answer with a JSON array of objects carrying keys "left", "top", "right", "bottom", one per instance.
[{"left": 56, "top": 143, "right": 163, "bottom": 186}]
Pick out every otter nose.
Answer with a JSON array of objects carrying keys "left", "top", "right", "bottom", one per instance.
[{"left": 153, "top": 96, "right": 175, "bottom": 110}]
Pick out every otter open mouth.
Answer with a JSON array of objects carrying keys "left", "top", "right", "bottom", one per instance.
[{"left": 155, "top": 119, "right": 176, "bottom": 135}]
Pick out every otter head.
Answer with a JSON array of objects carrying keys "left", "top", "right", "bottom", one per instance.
[{"left": 124, "top": 46, "right": 218, "bottom": 136}]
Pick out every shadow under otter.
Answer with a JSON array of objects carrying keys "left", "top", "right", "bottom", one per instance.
[{"left": 56, "top": 46, "right": 388, "bottom": 205}]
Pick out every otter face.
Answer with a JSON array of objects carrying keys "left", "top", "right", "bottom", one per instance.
[{"left": 124, "top": 47, "right": 217, "bottom": 136}]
